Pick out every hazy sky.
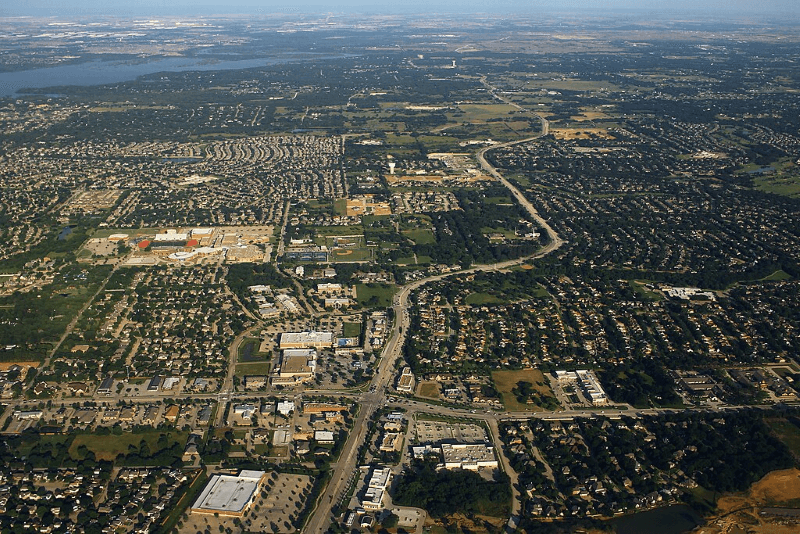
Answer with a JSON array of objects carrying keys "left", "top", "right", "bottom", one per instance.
[{"left": 2, "top": 0, "right": 799, "bottom": 17}]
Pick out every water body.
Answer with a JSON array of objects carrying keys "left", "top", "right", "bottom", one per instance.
[
  {"left": 0, "top": 53, "right": 354, "bottom": 97},
  {"left": 747, "top": 166, "right": 776, "bottom": 174},
  {"left": 57, "top": 227, "right": 73, "bottom": 241},
  {"left": 611, "top": 505, "right": 703, "bottom": 534}
]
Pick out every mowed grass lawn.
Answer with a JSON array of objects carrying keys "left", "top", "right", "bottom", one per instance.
[
  {"left": 343, "top": 322, "right": 362, "bottom": 338},
  {"left": 355, "top": 283, "right": 396, "bottom": 307},
  {"left": 70, "top": 430, "right": 187, "bottom": 461},
  {"left": 402, "top": 228, "right": 436, "bottom": 245},
  {"left": 235, "top": 361, "right": 272, "bottom": 376},
  {"left": 492, "top": 369, "right": 556, "bottom": 412}
]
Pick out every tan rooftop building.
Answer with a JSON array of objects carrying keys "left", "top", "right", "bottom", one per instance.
[
  {"left": 440, "top": 443, "right": 498, "bottom": 470},
  {"left": 278, "top": 331, "right": 334, "bottom": 349},
  {"left": 271, "top": 349, "right": 317, "bottom": 385},
  {"left": 191, "top": 470, "right": 267, "bottom": 517}
]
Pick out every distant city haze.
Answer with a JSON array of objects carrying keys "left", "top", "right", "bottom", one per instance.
[{"left": 3, "top": 0, "right": 799, "bottom": 16}]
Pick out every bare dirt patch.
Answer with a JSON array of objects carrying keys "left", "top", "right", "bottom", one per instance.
[
  {"left": 703, "top": 469, "right": 800, "bottom": 534},
  {"left": 0, "top": 361, "right": 39, "bottom": 371},
  {"left": 750, "top": 469, "right": 800, "bottom": 504}
]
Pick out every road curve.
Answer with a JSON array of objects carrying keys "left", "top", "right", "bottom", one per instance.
[{"left": 305, "top": 129, "right": 563, "bottom": 534}]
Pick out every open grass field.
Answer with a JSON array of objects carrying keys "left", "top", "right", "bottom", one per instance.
[
  {"left": 399, "top": 213, "right": 433, "bottom": 226},
  {"left": 355, "top": 283, "right": 395, "bottom": 307},
  {"left": 745, "top": 158, "right": 800, "bottom": 197},
  {"left": 483, "top": 195, "right": 514, "bottom": 204},
  {"left": 331, "top": 247, "right": 373, "bottom": 261},
  {"left": 762, "top": 270, "right": 793, "bottom": 281},
  {"left": 342, "top": 322, "right": 362, "bottom": 338},
  {"left": 492, "top": 369, "right": 555, "bottom": 412},
  {"left": 70, "top": 430, "right": 187, "bottom": 461},
  {"left": 480, "top": 226, "right": 517, "bottom": 239},
  {"left": 333, "top": 198, "right": 348, "bottom": 216},
  {"left": 13, "top": 434, "right": 72, "bottom": 458},
  {"left": 630, "top": 280, "right": 664, "bottom": 302},
  {"left": 417, "top": 381, "right": 441, "bottom": 399},
  {"left": 403, "top": 228, "right": 436, "bottom": 245},
  {"left": 465, "top": 292, "right": 506, "bottom": 305},
  {"left": 457, "top": 103, "right": 518, "bottom": 120},
  {"left": 754, "top": 174, "right": 800, "bottom": 198},
  {"left": 570, "top": 108, "right": 614, "bottom": 121},
  {"left": 522, "top": 79, "right": 625, "bottom": 93},
  {"left": 311, "top": 225, "right": 364, "bottom": 237},
  {"left": 235, "top": 361, "right": 272, "bottom": 376}
]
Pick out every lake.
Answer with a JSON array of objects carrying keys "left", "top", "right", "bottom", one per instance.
[
  {"left": 57, "top": 227, "right": 73, "bottom": 241},
  {"left": 0, "top": 53, "right": 354, "bottom": 97},
  {"left": 610, "top": 505, "right": 703, "bottom": 534}
]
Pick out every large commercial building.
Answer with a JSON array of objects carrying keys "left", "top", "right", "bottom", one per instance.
[
  {"left": 361, "top": 467, "right": 392, "bottom": 511},
  {"left": 191, "top": 470, "right": 267, "bottom": 517},
  {"left": 440, "top": 443, "right": 498, "bottom": 470},
  {"left": 278, "top": 331, "right": 334, "bottom": 349},
  {"left": 271, "top": 348, "right": 317, "bottom": 385}
]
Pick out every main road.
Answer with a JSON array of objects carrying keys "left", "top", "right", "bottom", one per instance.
[{"left": 304, "top": 118, "right": 562, "bottom": 533}]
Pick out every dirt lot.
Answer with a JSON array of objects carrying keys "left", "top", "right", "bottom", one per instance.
[{"left": 701, "top": 468, "right": 800, "bottom": 534}]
